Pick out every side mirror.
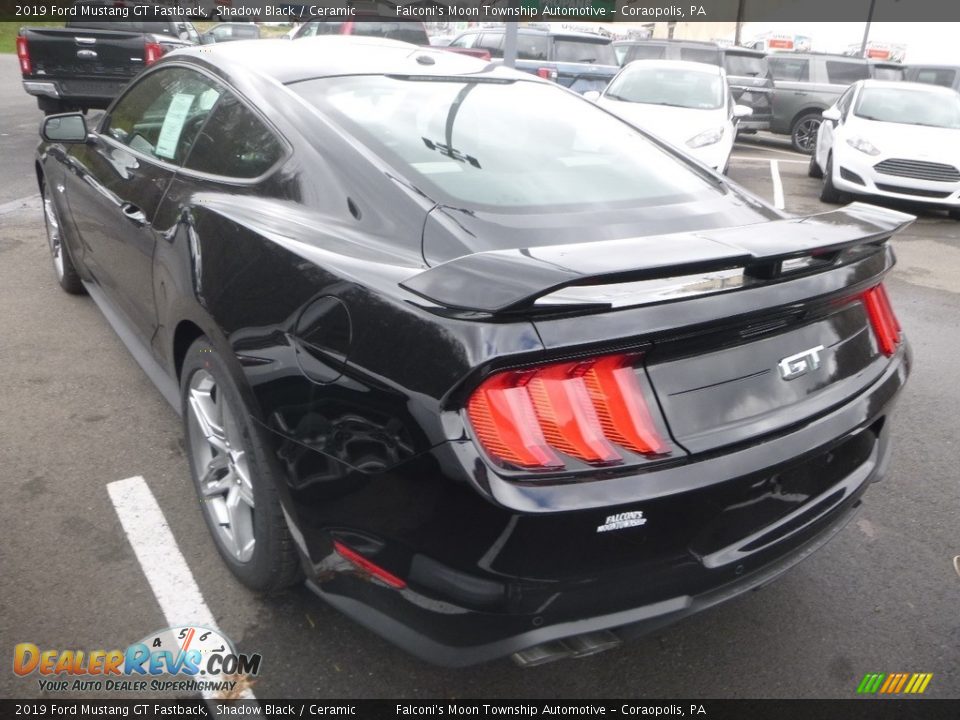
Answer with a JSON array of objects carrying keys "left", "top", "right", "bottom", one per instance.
[
  {"left": 583, "top": 90, "right": 601, "bottom": 102},
  {"left": 732, "top": 104, "right": 753, "bottom": 118},
  {"left": 200, "top": 33, "right": 216, "bottom": 45},
  {"left": 41, "top": 113, "right": 88, "bottom": 143},
  {"left": 822, "top": 106, "right": 842, "bottom": 122}
]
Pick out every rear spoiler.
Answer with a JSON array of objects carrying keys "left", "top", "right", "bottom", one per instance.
[{"left": 400, "top": 203, "right": 913, "bottom": 314}]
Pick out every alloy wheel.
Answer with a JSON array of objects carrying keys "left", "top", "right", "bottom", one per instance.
[
  {"left": 186, "top": 369, "right": 256, "bottom": 562},
  {"left": 794, "top": 117, "right": 821, "bottom": 153}
]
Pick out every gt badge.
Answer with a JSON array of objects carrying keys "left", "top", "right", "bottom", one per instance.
[
  {"left": 596, "top": 511, "right": 647, "bottom": 533},
  {"left": 778, "top": 345, "right": 825, "bottom": 380}
]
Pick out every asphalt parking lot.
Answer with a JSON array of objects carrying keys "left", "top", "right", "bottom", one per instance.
[{"left": 1, "top": 52, "right": 959, "bottom": 699}]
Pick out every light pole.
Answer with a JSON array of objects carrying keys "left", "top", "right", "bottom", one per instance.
[
  {"left": 503, "top": 16, "right": 518, "bottom": 67},
  {"left": 859, "top": 0, "right": 877, "bottom": 56}
]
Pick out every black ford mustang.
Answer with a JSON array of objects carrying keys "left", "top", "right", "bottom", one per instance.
[{"left": 36, "top": 36, "right": 912, "bottom": 667}]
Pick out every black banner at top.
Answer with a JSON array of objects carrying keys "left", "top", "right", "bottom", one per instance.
[{"left": 5, "top": 0, "right": 960, "bottom": 22}]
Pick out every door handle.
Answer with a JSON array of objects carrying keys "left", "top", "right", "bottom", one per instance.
[
  {"left": 121, "top": 202, "right": 147, "bottom": 226},
  {"left": 794, "top": 91, "right": 808, "bottom": 96}
]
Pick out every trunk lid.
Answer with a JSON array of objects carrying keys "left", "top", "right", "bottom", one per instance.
[
  {"left": 23, "top": 27, "right": 152, "bottom": 80},
  {"left": 405, "top": 203, "right": 912, "bottom": 458}
]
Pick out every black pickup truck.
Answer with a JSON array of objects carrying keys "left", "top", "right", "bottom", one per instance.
[{"left": 17, "top": 19, "right": 199, "bottom": 114}]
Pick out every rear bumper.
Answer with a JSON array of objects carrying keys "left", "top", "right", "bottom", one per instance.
[
  {"left": 292, "top": 344, "right": 909, "bottom": 666},
  {"left": 737, "top": 117, "right": 771, "bottom": 131},
  {"left": 22, "top": 78, "right": 127, "bottom": 108},
  {"left": 310, "top": 483, "right": 864, "bottom": 667}
]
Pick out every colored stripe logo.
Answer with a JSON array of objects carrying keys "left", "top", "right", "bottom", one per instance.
[{"left": 857, "top": 673, "right": 933, "bottom": 694}]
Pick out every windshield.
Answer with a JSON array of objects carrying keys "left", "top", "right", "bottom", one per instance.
[
  {"left": 292, "top": 76, "right": 714, "bottom": 211},
  {"left": 855, "top": 86, "right": 960, "bottom": 128},
  {"left": 724, "top": 53, "right": 768, "bottom": 78},
  {"left": 605, "top": 65, "right": 724, "bottom": 109},
  {"left": 553, "top": 39, "right": 616, "bottom": 65}
]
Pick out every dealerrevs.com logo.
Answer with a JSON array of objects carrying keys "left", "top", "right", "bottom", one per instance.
[{"left": 13, "top": 626, "right": 261, "bottom": 694}]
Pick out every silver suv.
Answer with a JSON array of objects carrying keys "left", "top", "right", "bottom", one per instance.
[{"left": 769, "top": 53, "right": 872, "bottom": 153}]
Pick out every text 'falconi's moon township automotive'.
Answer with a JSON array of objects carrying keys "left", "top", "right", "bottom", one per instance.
[{"left": 35, "top": 36, "right": 912, "bottom": 668}]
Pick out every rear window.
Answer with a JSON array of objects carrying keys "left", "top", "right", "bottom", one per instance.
[
  {"left": 293, "top": 76, "right": 714, "bottom": 211},
  {"left": 679, "top": 46, "right": 722, "bottom": 65},
  {"left": 554, "top": 39, "right": 616, "bottom": 65},
  {"left": 351, "top": 22, "right": 429, "bottom": 45},
  {"left": 517, "top": 34, "right": 549, "bottom": 61},
  {"left": 870, "top": 65, "right": 904, "bottom": 81},
  {"left": 625, "top": 44, "right": 667, "bottom": 61},
  {"left": 826, "top": 61, "right": 870, "bottom": 84},
  {"left": 724, "top": 52, "right": 768, "bottom": 78},
  {"left": 768, "top": 57, "right": 810, "bottom": 82}
]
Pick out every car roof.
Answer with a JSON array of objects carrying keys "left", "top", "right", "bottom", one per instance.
[
  {"left": 622, "top": 59, "right": 724, "bottom": 74},
  {"left": 168, "top": 36, "right": 524, "bottom": 85},
  {"left": 460, "top": 27, "right": 608, "bottom": 41},
  {"left": 771, "top": 51, "right": 867, "bottom": 61}
]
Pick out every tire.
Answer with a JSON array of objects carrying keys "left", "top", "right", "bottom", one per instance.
[
  {"left": 949, "top": 209, "right": 960, "bottom": 221},
  {"left": 181, "top": 338, "right": 302, "bottom": 593},
  {"left": 41, "top": 176, "right": 85, "bottom": 295},
  {"left": 808, "top": 152, "right": 823, "bottom": 179},
  {"left": 791, "top": 112, "right": 822, "bottom": 154},
  {"left": 820, "top": 154, "right": 842, "bottom": 204}
]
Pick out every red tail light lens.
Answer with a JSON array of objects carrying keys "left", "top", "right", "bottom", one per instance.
[
  {"left": 863, "top": 284, "right": 901, "bottom": 356},
  {"left": 144, "top": 41, "right": 163, "bottom": 66},
  {"left": 467, "top": 353, "right": 669, "bottom": 471},
  {"left": 527, "top": 362, "right": 622, "bottom": 465},
  {"left": 536, "top": 67, "right": 558, "bottom": 81},
  {"left": 16, "top": 36, "right": 31, "bottom": 75},
  {"left": 582, "top": 355, "right": 670, "bottom": 455},
  {"left": 467, "top": 370, "right": 563, "bottom": 470}
]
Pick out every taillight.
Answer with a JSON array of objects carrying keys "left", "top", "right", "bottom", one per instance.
[
  {"left": 16, "top": 36, "right": 31, "bottom": 75},
  {"left": 144, "top": 41, "right": 163, "bottom": 66},
  {"left": 333, "top": 541, "right": 406, "bottom": 589},
  {"left": 467, "top": 353, "right": 669, "bottom": 471},
  {"left": 536, "top": 67, "right": 558, "bottom": 82},
  {"left": 863, "top": 284, "right": 902, "bottom": 356}
]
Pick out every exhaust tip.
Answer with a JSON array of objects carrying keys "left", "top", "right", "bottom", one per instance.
[{"left": 511, "top": 630, "right": 621, "bottom": 668}]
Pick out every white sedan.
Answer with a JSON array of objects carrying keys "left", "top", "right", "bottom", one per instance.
[
  {"left": 585, "top": 60, "right": 751, "bottom": 173},
  {"left": 810, "top": 79, "right": 960, "bottom": 219}
]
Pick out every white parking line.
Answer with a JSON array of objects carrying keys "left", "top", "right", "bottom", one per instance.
[
  {"left": 107, "top": 476, "right": 256, "bottom": 702},
  {"left": 770, "top": 160, "right": 785, "bottom": 210},
  {"left": 733, "top": 143, "right": 808, "bottom": 159},
  {"left": 730, "top": 156, "right": 809, "bottom": 165}
]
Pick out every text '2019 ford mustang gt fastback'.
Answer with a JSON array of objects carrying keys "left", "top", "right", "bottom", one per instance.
[{"left": 36, "top": 36, "right": 912, "bottom": 667}]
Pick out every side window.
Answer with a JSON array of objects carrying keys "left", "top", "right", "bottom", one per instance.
[
  {"left": 915, "top": 68, "right": 956, "bottom": 87},
  {"left": 184, "top": 93, "right": 284, "bottom": 179},
  {"left": 768, "top": 57, "right": 810, "bottom": 82},
  {"left": 104, "top": 67, "right": 222, "bottom": 165},
  {"left": 516, "top": 34, "right": 548, "bottom": 61},
  {"left": 826, "top": 61, "right": 870, "bottom": 85},
  {"left": 448, "top": 34, "right": 476, "bottom": 49},
  {"left": 474, "top": 33, "right": 504, "bottom": 58}
]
